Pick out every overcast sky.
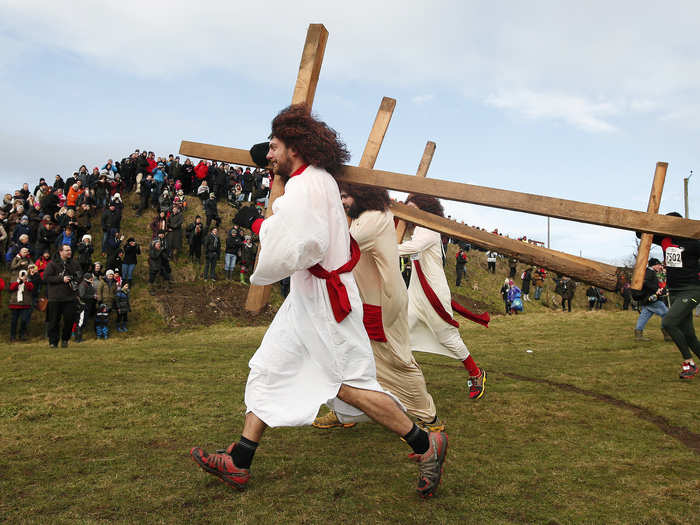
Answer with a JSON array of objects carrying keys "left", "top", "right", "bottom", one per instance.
[{"left": 2, "top": 0, "right": 699, "bottom": 263}]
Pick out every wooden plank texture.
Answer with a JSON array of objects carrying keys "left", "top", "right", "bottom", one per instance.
[
  {"left": 291, "top": 24, "right": 328, "bottom": 107},
  {"left": 341, "top": 96, "right": 396, "bottom": 226},
  {"left": 395, "top": 141, "right": 435, "bottom": 243},
  {"left": 358, "top": 97, "right": 396, "bottom": 168},
  {"left": 245, "top": 24, "right": 328, "bottom": 313},
  {"left": 177, "top": 142, "right": 700, "bottom": 239},
  {"left": 390, "top": 202, "right": 623, "bottom": 291},
  {"left": 630, "top": 162, "right": 667, "bottom": 290}
]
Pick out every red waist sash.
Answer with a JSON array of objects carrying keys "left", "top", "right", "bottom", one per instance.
[
  {"left": 362, "top": 304, "right": 387, "bottom": 342},
  {"left": 308, "top": 237, "right": 361, "bottom": 323},
  {"left": 413, "top": 259, "right": 490, "bottom": 328}
]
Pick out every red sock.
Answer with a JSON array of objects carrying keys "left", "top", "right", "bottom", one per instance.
[{"left": 463, "top": 355, "right": 480, "bottom": 376}]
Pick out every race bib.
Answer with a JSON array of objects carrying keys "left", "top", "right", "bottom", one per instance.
[{"left": 665, "top": 246, "right": 683, "bottom": 268}]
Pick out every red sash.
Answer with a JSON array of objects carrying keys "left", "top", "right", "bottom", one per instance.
[
  {"left": 412, "top": 259, "right": 490, "bottom": 328},
  {"left": 362, "top": 304, "right": 387, "bottom": 342},
  {"left": 308, "top": 237, "right": 361, "bottom": 323}
]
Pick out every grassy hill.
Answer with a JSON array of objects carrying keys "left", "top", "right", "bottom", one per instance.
[{"left": 0, "top": 193, "right": 624, "bottom": 342}]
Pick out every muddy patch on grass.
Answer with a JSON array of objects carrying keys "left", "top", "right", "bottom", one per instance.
[
  {"left": 451, "top": 292, "right": 501, "bottom": 317},
  {"left": 153, "top": 282, "right": 277, "bottom": 328},
  {"left": 504, "top": 372, "right": 700, "bottom": 455}
]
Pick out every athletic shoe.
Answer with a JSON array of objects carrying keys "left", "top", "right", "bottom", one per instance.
[
  {"left": 416, "top": 416, "right": 446, "bottom": 433},
  {"left": 468, "top": 368, "right": 487, "bottom": 400},
  {"left": 679, "top": 362, "right": 698, "bottom": 380},
  {"left": 409, "top": 431, "right": 448, "bottom": 498},
  {"left": 312, "top": 410, "right": 356, "bottom": 429},
  {"left": 190, "top": 444, "right": 250, "bottom": 491},
  {"left": 61, "top": 340, "right": 69, "bottom": 348}
]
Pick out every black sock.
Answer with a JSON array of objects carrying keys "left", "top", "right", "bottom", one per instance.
[
  {"left": 403, "top": 423, "right": 430, "bottom": 455},
  {"left": 231, "top": 436, "right": 258, "bottom": 469}
]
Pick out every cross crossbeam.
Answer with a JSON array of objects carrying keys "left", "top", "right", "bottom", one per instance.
[{"left": 178, "top": 141, "right": 700, "bottom": 240}]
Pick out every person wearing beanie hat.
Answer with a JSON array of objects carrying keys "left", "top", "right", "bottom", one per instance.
[
  {"left": 96, "top": 269, "right": 117, "bottom": 319},
  {"left": 77, "top": 234, "right": 94, "bottom": 274},
  {"left": 632, "top": 258, "right": 668, "bottom": 341}
]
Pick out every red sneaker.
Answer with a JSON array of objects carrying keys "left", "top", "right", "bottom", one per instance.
[
  {"left": 679, "top": 361, "right": 698, "bottom": 380},
  {"left": 468, "top": 368, "right": 487, "bottom": 400},
  {"left": 190, "top": 443, "right": 250, "bottom": 491},
  {"left": 408, "top": 432, "right": 448, "bottom": 498}
]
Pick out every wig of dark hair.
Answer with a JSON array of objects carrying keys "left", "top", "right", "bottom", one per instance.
[
  {"left": 405, "top": 193, "right": 444, "bottom": 218},
  {"left": 270, "top": 104, "right": 350, "bottom": 176},
  {"left": 339, "top": 182, "right": 390, "bottom": 219}
]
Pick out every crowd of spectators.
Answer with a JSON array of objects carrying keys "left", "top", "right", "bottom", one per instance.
[{"left": 0, "top": 148, "right": 270, "bottom": 345}]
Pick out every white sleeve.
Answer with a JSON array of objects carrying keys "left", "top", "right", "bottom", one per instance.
[
  {"left": 397, "top": 226, "right": 438, "bottom": 256},
  {"left": 250, "top": 178, "right": 330, "bottom": 285}
]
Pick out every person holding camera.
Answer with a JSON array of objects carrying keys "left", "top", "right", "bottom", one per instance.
[
  {"left": 9, "top": 269, "right": 34, "bottom": 342},
  {"left": 43, "top": 243, "right": 82, "bottom": 348},
  {"left": 633, "top": 258, "right": 668, "bottom": 342},
  {"left": 10, "top": 246, "right": 33, "bottom": 273}
]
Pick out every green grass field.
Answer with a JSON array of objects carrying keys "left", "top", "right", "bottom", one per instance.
[{"left": 2, "top": 309, "right": 698, "bottom": 524}]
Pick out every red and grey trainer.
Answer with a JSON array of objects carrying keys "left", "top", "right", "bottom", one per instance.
[
  {"left": 468, "top": 368, "right": 487, "bottom": 400},
  {"left": 190, "top": 443, "right": 250, "bottom": 491},
  {"left": 408, "top": 431, "right": 448, "bottom": 498},
  {"left": 679, "top": 361, "right": 698, "bottom": 380}
]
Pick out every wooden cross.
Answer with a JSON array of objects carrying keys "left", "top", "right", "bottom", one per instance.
[
  {"left": 395, "top": 141, "right": 436, "bottom": 243},
  {"left": 244, "top": 24, "right": 328, "bottom": 312},
  {"left": 630, "top": 162, "right": 667, "bottom": 290},
  {"left": 182, "top": 23, "right": 327, "bottom": 313},
  {"left": 180, "top": 24, "right": 700, "bottom": 303}
]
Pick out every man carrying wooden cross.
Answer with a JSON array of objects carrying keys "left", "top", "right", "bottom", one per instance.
[
  {"left": 189, "top": 105, "right": 448, "bottom": 498},
  {"left": 312, "top": 182, "right": 444, "bottom": 432},
  {"left": 398, "top": 194, "right": 488, "bottom": 399}
]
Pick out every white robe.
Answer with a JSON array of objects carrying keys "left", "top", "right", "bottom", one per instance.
[
  {"left": 245, "top": 165, "right": 388, "bottom": 427},
  {"left": 398, "top": 226, "right": 469, "bottom": 361}
]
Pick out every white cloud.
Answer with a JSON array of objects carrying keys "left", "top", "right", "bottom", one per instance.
[
  {"left": 411, "top": 94, "right": 434, "bottom": 105},
  {"left": 3, "top": 0, "right": 700, "bottom": 132},
  {"left": 484, "top": 90, "right": 619, "bottom": 133}
]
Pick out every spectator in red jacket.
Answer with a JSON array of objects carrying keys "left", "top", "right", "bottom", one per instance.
[
  {"left": 9, "top": 270, "right": 33, "bottom": 341},
  {"left": 194, "top": 160, "right": 209, "bottom": 183},
  {"left": 146, "top": 151, "right": 157, "bottom": 174},
  {"left": 35, "top": 251, "right": 50, "bottom": 280}
]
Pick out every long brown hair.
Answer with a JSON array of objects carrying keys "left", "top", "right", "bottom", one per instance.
[
  {"left": 405, "top": 193, "right": 444, "bottom": 217},
  {"left": 339, "top": 182, "right": 390, "bottom": 219},
  {"left": 270, "top": 104, "right": 350, "bottom": 176}
]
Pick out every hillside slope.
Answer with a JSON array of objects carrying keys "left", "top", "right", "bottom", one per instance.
[{"left": 0, "top": 195, "right": 624, "bottom": 342}]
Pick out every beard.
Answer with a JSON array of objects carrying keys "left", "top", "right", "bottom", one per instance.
[
  {"left": 272, "top": 153, "right": 293, "bottom": 183},
  {"left": 345, "top": 200, "right": 363, "bottom": 219}
]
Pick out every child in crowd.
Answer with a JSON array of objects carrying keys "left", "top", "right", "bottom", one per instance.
[
  {"left": 239, "top": 235, "right": 257, "bottom": 284},
  {"left": 115, "top": 283, "right": 131, "bottom": 332},
  {"left": 95, "top": 303, "right": 111, "bottom": 339}
]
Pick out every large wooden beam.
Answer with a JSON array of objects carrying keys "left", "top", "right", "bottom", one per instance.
[
  {"left": 344, "top": 96, "right": 396, "bottom": 226},
  {"left": 177, "top": 143, "right": 700, "bottom": 239},
  {"left": 337, "top": 165, "right": 700, "bottom": 239},
  {"left": 395, "top": 141, "right": 435, "bottom": 243},
  {"left": 244, "top": 24, "right": 329, "bottom": 314},
  {"left": 291, "top": 23, "right": 329, "bottom": 107},
  {"left": 390, "top": 202, "right": 622, "bottom": 291},
  {"left": 630, "top": 162, "right": 667, "bottom": 290},
  {"left": 359, "top": 97, "right": 396, "bottom": 168}
]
